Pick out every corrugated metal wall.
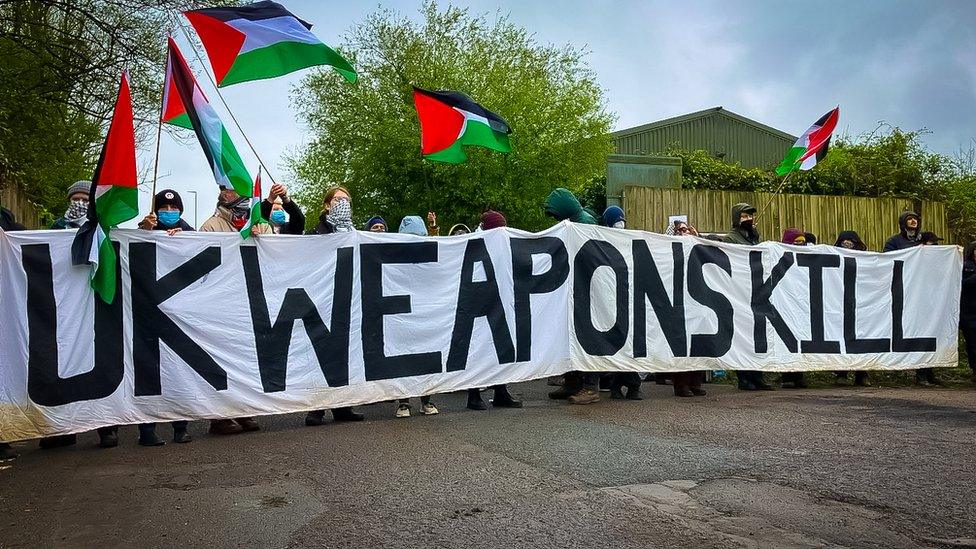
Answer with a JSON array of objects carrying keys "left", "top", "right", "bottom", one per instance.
[
  {"left": 625, "top": 186, "right": 949, "bottom": 252},
  {"left": 614, "top": 112, "right": 795, "bottom": 169}
]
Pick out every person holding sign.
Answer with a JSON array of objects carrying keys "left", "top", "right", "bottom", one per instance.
[{"left": 780, "top": 228, "right": 809, "bottom": 390}]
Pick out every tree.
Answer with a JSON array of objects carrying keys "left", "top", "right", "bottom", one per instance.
[
  {"left": 0, "top": 0, "right": 230, "bottom": 219},
  {"left": 290, "top": 1, "right": 614, "bottom": 231}
]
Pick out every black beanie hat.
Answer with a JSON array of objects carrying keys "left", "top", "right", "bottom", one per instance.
[{"left": 154, "top": 189, "right": 184, "bottom": 213}]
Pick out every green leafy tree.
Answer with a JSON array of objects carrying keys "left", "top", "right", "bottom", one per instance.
[{"left": 290, "top": 1, "right": 614, "bottom": 231}]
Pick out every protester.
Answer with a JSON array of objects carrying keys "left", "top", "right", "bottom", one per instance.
[
  {"left": 303, "top": 186, "right": 366, "bottom": 425},
  {"left": 832, "top": 231, "right": 870, "bottom": 386},
  {"left": 448, "top": 223, "right": 470, "bottom": 236},
  {"left": 882, "top": 211, "right": 922, "bottom": 251},
  {"left": 426, "top": 211, "right": 440, "bottom": 236},
  {"left": 804, "top": 232, "right": 818, "bottom": 245},
  {"left": 914, "top": 234, "right": 945, "bottom": 385},
  {"left": 41, "top": 181, "right": 121, "bottom": 449},
  {"left": 721, "top": 203, "right": 772, "bottom": 391},
  {"left": 365, "top": 216, "right": 387, "bottom": 232},
  {"left": 135, "top": 189, "right": 197, "bottom": 445},
  {"left": 961, "top": 242, "right": 976, "bottom": 383},
  {"left": 465, "top": 210, "right": 523, "bottom": 411},
  {"left": 394, "top": 215, "right": 440, "bottom": 417},
  {"left": 920, "top": 231, "right": 943, "bottom": 246},
  {"left": 602, "top": 205, "right": 626, "bottom": 229},
  {"left": 779, "top": 228, "right": 810, "bottom": 389},
  {"left": 670, "top": 219, "right": 707, "bottom": 398},
  {"left": 260, "top": 183, "right": 305, "bottom": 235},
  {"left": 50, "top": 180, "right": 91, "bottom": 229},
  {"left": 200, "top": 186, "right": 271, "bottom": 434},
  {"left": 545, "top": 188, "right": 600, "bottom": 404}
]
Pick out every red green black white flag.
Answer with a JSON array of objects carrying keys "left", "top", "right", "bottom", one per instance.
[
  {"left": 413, "top": 87, "right": 512, "bottom": 164},
  {"left": 71, "top": 72, "right": 139, "bottom": 304},
  {"left": 166, "top": 37, "right": 253, "bottom": 198},
  {"left": 239, "top": 166, "right": 266, "bottom": 239},
  {"left": 184, "top": 1, "right": 356, "bottom": 87},
  {"left": 776, "top": 107, "right": 840, "bottom": 176}
]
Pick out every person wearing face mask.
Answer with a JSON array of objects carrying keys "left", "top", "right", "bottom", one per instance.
[
  {"left": 721, "top": 203, "right": 772, "bottom": 391},
  {"left": 200, "top": 186, "right": 270, "bottom": 435},
  {"left": 135, "top": 189, "right": 195, "bottom": 445},
  {"left": 138, "top": 189, "right": 194, "bottom": 234},
  {"left": 465, "top": 210, "right": 523, "bottom": 411},
  {"left": 365, "top": 216, "right": 387, "bottom": 232},
  {"left": 668, "top": 220, "right": 708, "bottom": 398},
  {"left": 259, "top": 183, "right": 305, "bottom": 235},
  {"left": 392, "top": 215, "right": 442, "bottom": 418},
  {"left": 602, "top": 205, "right": 626, "bottom": 229},
  {"left": 40, "top": 181, "right": 121, "bottom": 450},
  {"left": 448, "top": 223, "right": 471, "bottom": 236},
  {"left": 832, "top": 231, "right": 870, "bottom": 387},
  {"left": 883, "top": 211, "right": 922, "bottom": 252},
  {"left": 303, "top": 186, "right": 366, "bottom": 425},
  {"left": 51, "top": 180, "right": 92, "bottom": 229}
]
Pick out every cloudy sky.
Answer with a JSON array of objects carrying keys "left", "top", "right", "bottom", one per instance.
[{"left": 146, "top": 0, "right": 976, "bottom": 227}]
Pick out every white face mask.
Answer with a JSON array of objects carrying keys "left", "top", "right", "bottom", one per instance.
[{"left": 613, "top": 221, "right": 626, "bottom": 229}]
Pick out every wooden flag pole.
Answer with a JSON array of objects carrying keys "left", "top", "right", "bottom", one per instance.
[
  {"left": 173, "top": 17, "right": 279, "bottom": 189},
  {"left": 755, "top": 170, "right": 795, "bottom": 221},
  {"left": 148, "top": 35, "right": 172, "bottom": 214}
]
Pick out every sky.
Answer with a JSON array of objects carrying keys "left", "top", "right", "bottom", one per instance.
[{"left": 142, "top": 0, "right": 976, "bottom": 228}]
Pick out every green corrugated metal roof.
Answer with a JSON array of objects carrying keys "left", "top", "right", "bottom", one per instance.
[{"left": 612, "top": 106, "right": 797, "bottom": 142}]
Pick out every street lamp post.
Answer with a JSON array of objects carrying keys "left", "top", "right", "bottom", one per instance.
[{"left": 187, "top": 190, "right": 198, "bottom": 229}]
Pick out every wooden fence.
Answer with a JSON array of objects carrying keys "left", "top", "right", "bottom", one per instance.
[
  {"left": 0, "top": 184, "right": 45, "bottom": 229},
  {"left": 624, "top": 186, "right": 949, "bottom": 252}
]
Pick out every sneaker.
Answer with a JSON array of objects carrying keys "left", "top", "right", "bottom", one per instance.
[
  {"left": 209, "top": 419, "right": 243, "bottom": 435},
  {"left": 420, "top": 403, "right": 439, "bottom": 416},
  {"left": 236, "top": 417, "right": 260, "bottom": 432},
  {"left": 568, "top": 389, "right": 600, "bottom": 405},
  {"left": 491, "top": 386, "right": 523, "bottom": 408},
  {"left": 332, "top": 407, "right": 366, "bottom": 422},
  {"left": 395, "top": 403, "right": 411, "bottom": 418},
  {"left": 0, "top": 443, "right": 18, "bottom": 461}
]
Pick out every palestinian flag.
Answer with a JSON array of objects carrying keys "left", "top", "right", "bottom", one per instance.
[
  {"left": 413, "top": 87, "right": 512, "bottom": 164},
  {"left": 184, "top": 1, "right": 356, "bottom": 87},
  {"left": 166, "top": 38, "right": 253, "bottom": 198},
  {"left": 160, "top": 38, "right": 194, "bottom": 129},
  {"left": 239, "top": 167, "right": 266, "bottom": 239},
  {"left": 71, "top": 72, "right": 138, "bottom": 305},
  {"left": 776, "top": 107, "right": 840, "bottom": 176}
]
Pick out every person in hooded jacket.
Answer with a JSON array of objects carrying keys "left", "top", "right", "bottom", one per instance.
[
  {"left": 465, "top": 210, "right": 524, "bottom": 410},
  {"left": 720, "top": 202, "right": 772, "bottom": 390},
  {"left": 882, "top": 211, "right": 922, "bottom": 252},
  {"left": 135, "top": 189, "right": 196, "bottom": 445},
  {"left": 393, "top": 215, "right": 441, "bottom": 417},
  {"left": 303, "top": 186, "right": 366, "bottom": 425},
  {"left": 50, "top": 180, "right": 91, "bottom": 229},
  {"left": 961, "top": 242, "right": 976, "bottom": 383},
  {"left": 544, "top": 188, "right": 601, "bottom": 404},
  {"left": 365, "top": 216, "right": 388, "bottom": 232},
  {"left": 260, "top": 183, "right": 305, "bottom": 235},
  {"left": 780, "top": 228, "right": 809, "bottom": 389},
  {"left": 832, "top": 231, "right": 871, "bottom": 386},
  {"left": 599, "top": 206, "right": 643, "bottom": 399}
]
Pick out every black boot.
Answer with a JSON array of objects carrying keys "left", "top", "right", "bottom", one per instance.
[
  {"left": 138, "top": 424, "right": 165, "bottom": 447},
  {"left": 332, "top": 407, "right": 365, "bottom": 422},
  {"left": 98, "top": 426, "right": 119, "bottom": 448},
  {"left": 305, "top": 410, "right": 326, "bottom": 426},
  {"left": 0, "top": 443, "right": 18, "bottom": 461},
  {"left": 491, "top": 385, "right": 522, "bottom": 408},
  {"left": 39, "top": 434, "right": 77, "bottom": 449},
  {"left": 609, "top": 384, "right": 625, "bottom": 399},
  {"left": 625, "top": 385, "right": 644, "bottom": 400},
  {"left": 467, "top": 389, "right": 488, "bottom": 410}
]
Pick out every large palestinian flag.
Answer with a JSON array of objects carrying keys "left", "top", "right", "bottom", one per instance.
[
  {"left": 413, "top": 87, "right": 512, "bottom": 164},
  {"left": 71, "top": 72, "right": 138, "bottom": 305},
  {"left": 184, "top": 1, "right": 356, "bottom": 87},
  {"left": 166, "top": 38, "right": 253, "bottom": 198},
  {"left": 775, "top": 107, "right": 840, "bottom": 176}
]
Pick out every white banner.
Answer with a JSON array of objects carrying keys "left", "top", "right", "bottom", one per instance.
[{"left": 0, "top": 222, "right": 960, "bottom": 440}]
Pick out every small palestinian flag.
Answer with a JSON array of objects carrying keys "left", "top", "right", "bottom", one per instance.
[
  {"left": 413, "top": 88, "right": 512, "bottom": 164},
  {"left": 166, "top": 38, "right": 253, "bottom": 198},
  {"left": 71, "top": 72, "right": 138, "bottom": 304},
  {"left": 776, "top": 107, "right": 840, "bottom": 176},
  {"left": 184, "top": 1, "right": 356, "bottom": 87},
  {"left": 239, "top": 167, "right": 266, "bottom": 239}
]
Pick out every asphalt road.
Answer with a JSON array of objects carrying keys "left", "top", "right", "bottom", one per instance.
[{"left": 1, "top": 380, "right": 974, "bottom": 549}]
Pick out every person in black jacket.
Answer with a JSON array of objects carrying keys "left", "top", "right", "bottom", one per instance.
[
  {"left": 832, "top": 231, "right": 871, "bottom": 386},
  {"left": 135, "top": 189, "right": 196, "bottom": 445},
  {"left": 260, "top": 183, "right": 305, "bottom": 234},
  {"left": 304, "top": 186, "right": 365, "bottom": 425},
  {"left": 961, "top": 242, "right": 976, "bottom": 383},
  {"left": 882, "top": 211, "right": 922, "bottom": 252}
]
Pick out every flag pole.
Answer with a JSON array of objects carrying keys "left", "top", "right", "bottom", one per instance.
[
  {"left": 755, "top": 170, "right": 795, "bottom": 221},
  {"left": 173, "top": 16, "right": 279, "bottom": 188},
  {"left": 149, "top": 34, "right": 171, "bottom": 214}
]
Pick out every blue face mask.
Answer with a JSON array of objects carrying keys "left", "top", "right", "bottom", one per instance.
[
  {"left": 270, "top": 210, "right": 287, "bottom": 224},
  {"left": 157, "top": 210, "right": 181, "bottom": 227}
]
